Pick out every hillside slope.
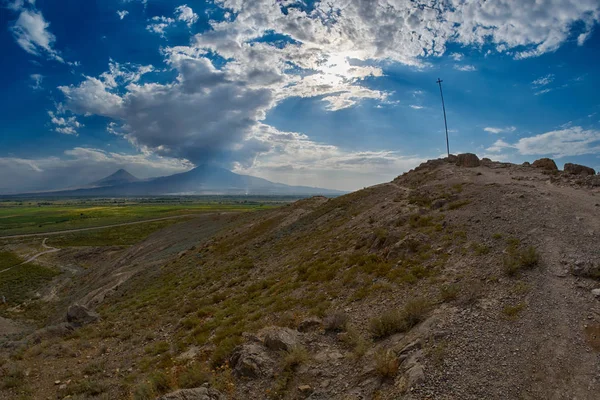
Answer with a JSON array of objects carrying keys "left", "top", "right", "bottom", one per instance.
[{"left": 2, "top": 156, "right": 600, "bottom": 400}]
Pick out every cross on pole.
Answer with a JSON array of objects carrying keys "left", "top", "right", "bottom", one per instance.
[{"left": 436, "top": 78, "right": 450, "bottom": 157}]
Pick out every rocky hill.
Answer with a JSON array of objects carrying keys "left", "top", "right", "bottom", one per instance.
[{"left": 1, "top": 155, "right": 600, "bottom": 400}]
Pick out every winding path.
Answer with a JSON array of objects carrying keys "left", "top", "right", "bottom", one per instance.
[
  {"left": 0, "top": 214, "right": 198, "bottom": 239},
  {"left": 0, "top": 238, "right": 60, "bottom": 275}
]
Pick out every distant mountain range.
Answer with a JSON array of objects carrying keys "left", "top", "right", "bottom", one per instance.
[{"left": 4, "top": 166, "right": 344, "bottom": 197}]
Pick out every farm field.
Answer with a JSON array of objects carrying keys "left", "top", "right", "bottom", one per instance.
[{"left": 0, "top": 197, "right": 286, "bottom": 236}]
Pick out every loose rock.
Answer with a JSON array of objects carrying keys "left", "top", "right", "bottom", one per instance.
[
  {"left": 564, "top": 163, "right": 596, "bottom": 176},
  {"left": 66, "top": 304, "right": 99, "bottom": 327},
  {"left": 532, "top": 158, "right": 558, "bottom": 171},
  {"left": 158, "top": 387, "right": 226, "bottom": 400},
  {"left": 456, "top": 153, "right": 480, "bottom": 167}
]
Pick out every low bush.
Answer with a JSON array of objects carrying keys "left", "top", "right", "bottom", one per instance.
[{"left": 369, "top": 298, "right": 430, "bottom": 339}]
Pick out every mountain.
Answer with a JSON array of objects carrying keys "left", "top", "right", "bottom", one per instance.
[
  {"left": 5, "top": 165, "right": 345, "bottom": 197},
  {"left": 89, "top": 169, "right": 140, "bottom": 187}
]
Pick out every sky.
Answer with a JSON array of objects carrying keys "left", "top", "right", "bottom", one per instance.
[{"left": 1, "top": 0, "right": 600, "bottom": 193}]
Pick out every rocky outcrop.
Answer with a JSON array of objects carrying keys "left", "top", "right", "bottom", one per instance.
[
  {"left": 229, "top": 343, "right": 275, "bottom": 378},
  {"left": 158, "top": 387, "right": 225, "bottom": 400},
  {"left": 260, "top": 327, "right": 299, "bottom": 351},
  {"left": 298, "top": 317, "right": 322, "bottom": 333},
  {"left": 456, "top": 153, "right": 480, "bottom": 167},
  {"left": 66, "top": 304, "right": 99, "bottom": 327},
  {"left": 532, "top": 158, "right": 558, "bottom": 171},
  {"left": 564, "top": 163, "right": 596, "bottom": 176}
]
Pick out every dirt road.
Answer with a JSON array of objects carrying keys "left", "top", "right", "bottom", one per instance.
[{"left": 0, "top": 214, "right": 199, "bottom": 239}]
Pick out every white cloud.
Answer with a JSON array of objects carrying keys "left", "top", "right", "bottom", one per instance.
[
  {"left": 175, "top": 5, "right": 198, "bottom": 27},
  {"left": 450, "top": 53, "right": 464, "bottom": 61},
  {"left": 535, "top": 88, "right": 553, "bottom": 96},
  {"left": 146, "top": 16, "right": 175, "bottom": 37},
  {"left": 117, "top": 10, "right": 129, "bottom": 20},
  {"left": 410, "top": 105, "right": 424, "bottom": 110},
  {"left": 234, "top": 124, "right": 425, "bottom": 191},
  {"left": 454, "top": 64, "right": 476, "bottom": 72},
  {"left": 532, "top": 74, "right": 555, "bottom": 87},
  {"left": 8, "top": 1, "right": 64, "bottom": 62},
  {"left": 48, "top": 110, "right": 83, "bottom": 135},
  {"left": 513, "top": 127, "right": 600, "bottom": 158},
  {"left": 30, "top": 73, "right": 43, "bottom": 90},
  {"left": 484, "top": 126, "right": 516, "bottom": 134},
  {"left": 486, "top": 139, "right": 515, "bottom": 153},
  {"left": 0, "top": 148, "right": 192, "bottom": 193}
]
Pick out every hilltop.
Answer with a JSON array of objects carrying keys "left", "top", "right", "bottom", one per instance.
[{"left": 1, "top": 154, "right": 600, "bottom": 399}]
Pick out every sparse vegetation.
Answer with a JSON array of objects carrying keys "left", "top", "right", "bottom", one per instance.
[
  {"left": 448, "top": 199, "right": 471, "bottom": 210},
  {"left": 177, "top": 363, "right": 211, "bottom": 389},
  {"left": 324, "top": 311, "right": 349, "bottom": 332},
  {"left": 374, "top": 348, "right": 399, "bottom": 378},
  {"left": 369, "top": 298, "right": 430, "bottom": 339},
  {"left": 440, "top": 284, "right": 459, "bottom": 302},
  {"left": 503, "top": 246, "right": 540, "bottom": 276},
  {"left": 502, "top": 303, "right": 526, "bottom": 318}
]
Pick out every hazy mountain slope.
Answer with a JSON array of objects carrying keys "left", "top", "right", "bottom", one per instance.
[
  {"left": 5, "top": 165, "right": 344, "bottom": 197},
  {"left": 89, "top": 169, "right": 140, "bottom": 187},
  {"left": 2, "top": 156, "right": 600, "bottom": 400}
]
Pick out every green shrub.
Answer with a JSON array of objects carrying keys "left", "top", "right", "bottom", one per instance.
[
  {"left": 283, "top": 346, "right": 309, "bottom": 370},
  {"left": 177, "top": 364, "right": 210, "bottom": 389},
  {"left": 149, "top": 371, "right": 171, "bottom": 395},
  {"left": 502, "top": 303, "right": 526, "bottom": 318},
  {"left": 440, "top": 284, "right": 459, "bottom": 302},
  {"left": 504, "top": 246, "right": 539, "bottom": 276},
  {"left": 369, "top": 298, "right": 430, "bottom": 339},
  {"left": 374, "top": 349, "right": 399, "bottom": 378},
  {"left": 324, "top": 311, "right": 349, "bottom": 332}
]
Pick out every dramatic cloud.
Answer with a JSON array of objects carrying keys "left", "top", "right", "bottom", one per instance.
[
  {"left": 234, "top": 124, "right": 425, "bottom": 191},
  {"left": 8, "top": 1, "right": 64, "bottom": 62},
  {"left": 0, "top": 147, "right": 192, "bottom": 193},
  {"left": 484, "top": 126, "right": 516, "bottom": 134},
  {"left": 51, "top": 0, "right": 600, "bottom": 190}
]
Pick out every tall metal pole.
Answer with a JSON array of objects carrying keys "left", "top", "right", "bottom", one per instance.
[{"left": 436, "top": 78, "right": 450, "bottom": 157}]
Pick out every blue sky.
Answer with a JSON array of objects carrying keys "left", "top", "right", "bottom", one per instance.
[{"left": 1, "top": 0, "right": 600, "bottom": 192}]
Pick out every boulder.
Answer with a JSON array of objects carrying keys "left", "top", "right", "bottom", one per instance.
[
  {"left": 522, "top": 162, "right": 531, "bottom": 167},
  {"left": 66, "top": 304, "right": 99, "bottom": 327},
  {"left": 455, "top": 153, "right": 480, "bottom": 167},
  {"left": 592, "top": 289, "right": 600, "bottom": 298},
  {"left": 158, "top": 388, "right": 225, "bottom": 400},
  {"left": 564, "top": 163, "right": 596, "bottom": 176},
  {"left": 480, "top": 157, "right": 493, "bottom": 167},
  {"left": 532, "top": 158, "right": 558, "bottom": 171},
  {"left": 229, "top": 343, "right": 275, "bottom": 378},
  {"left": 405, "top": 364, "right": 425, "bottom": 387},
  {"left": 260, "top": 327, "right": 300, "bottom": 352},
  {"left": 298, "top": 317, "right": 322, "bottom": 333},
  {"left": 444, "top": 154, "right": 458, "bottom": 163}
]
